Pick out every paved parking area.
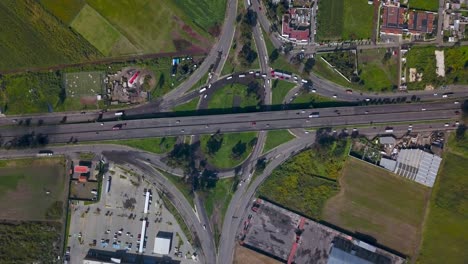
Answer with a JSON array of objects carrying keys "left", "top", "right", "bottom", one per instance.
[{"left": 68, "top": 163, "right": 196, "bottom": 263}]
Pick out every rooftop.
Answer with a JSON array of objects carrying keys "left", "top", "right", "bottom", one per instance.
[
  {"left": 381, "top": 6, "right": 406, "bottom": 34},
  {"left": 154, "top": 231, "right": 173, "bottom": 255},
  {"left": 394, "top": 149, "right": 441, "bottom": 187}
]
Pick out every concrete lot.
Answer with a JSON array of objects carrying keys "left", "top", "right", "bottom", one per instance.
[{"left": 68, "top": 162, "right": 196, "bottom": 263}]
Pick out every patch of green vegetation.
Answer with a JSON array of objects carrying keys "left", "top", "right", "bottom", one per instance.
[
  {"left": 79, "top": 152, "right": 95, "bottom": 160},
  {"left": 263, "top": 130, "right": 295, "bottom": 154},
  {"left": 40, "top": 0, "right": 85, "bottom": 24},
  {"left": 101, "top": 137, "right": 176, "bottom": 154},
  {"left": 417, "top": 134, "right": 468, "bottom": 263},
  {"left": 160, "top": 194, "right": 193, "bottom": 244},
  {"left": 157, "top": 169, "right": 194, "bottom": 207},
  {"left": 173, "top": 98, "right": 199, "bottom": 112},
  {"left": 323, "top": 158, "right": 430, "bottom": 256},
  {"left": 406, "top": 46, "right": 468, "bottom": 90},
  {"left": 0, "top": 158, "right": 66, "bottom": 221},
  {"left": 321, "top": 51, "right": 356, "bottom": 80},
  {"left": 271, "top": 80, "right": 296, "bottom": 105},
  {"left": 202, "top": 177, "right": 234, "bottom": 220},
  {"left": 342, "top": 0, "right": 373, "bottom": 40},
  {"left": 358, "top": 49, "right": 398, "bottom": 92},
  {"left": 313, "top": 55, "right": 352, "bottom": 87},
  {"left": 292, "top": 90, "right": 339, "bottom": 106},
  {"left": 200, "top": 132, "right": 258, "bottom": 169},
  {"left": 71, "top": 4, "right": 131, "bottom": 56},
  {"left": 207, "top": 83, "right": 260, "bottom": 113},
  {"left": 0, "top": 222, "right": 62, "bottom": 263},
  {"left": 173, "top": 0, "right": 226, "bottom": 33},
  {"left": 258, "top": 148, "right": 339, "bottom": 219},
  {"left": 0, "top": 0, "right": 101, "bottom": 71},
  {"left": 316, "top": 0, "right": 344, "bottom": 41},
  {"left": 409, "top": 0, "right": 439, "bottom": 11},
  {"left": 86, "top": 0, "right": 212, "bottom": 55}
]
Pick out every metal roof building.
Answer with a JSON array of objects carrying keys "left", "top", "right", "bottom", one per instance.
[
  {"left": 153, "top": 231, "right": 172, "bottom": 255},
  {"left": 393, "top": 149, "right": 441, "bottom": 187},
  {"left": 379, "top": 158, "right": 397, "bottom": 171},
  {"left": 379, "top": 136, "right": 396, "bottom": 146}
]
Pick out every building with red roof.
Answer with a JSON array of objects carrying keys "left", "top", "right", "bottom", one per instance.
[
  {"left": 281, "top": 8, "right": 311, "bottom": 42},
  {"left": 381, "top": 5, "right": 436, "bottom": 36},
  {"left": 381, "top": 6, "right": 407, "bottom": 35},
  {"left": 408, "top": 10, "right": 436, "bottom": 34}
]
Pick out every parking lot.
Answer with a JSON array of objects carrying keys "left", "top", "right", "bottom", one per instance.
[{"left": 68, "top": 162, "right": 196, "bottom": 263}]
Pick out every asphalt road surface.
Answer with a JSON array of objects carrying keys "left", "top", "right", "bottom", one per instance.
[{"left": 0, "top": 102, "right": 460, "bottom": 145}]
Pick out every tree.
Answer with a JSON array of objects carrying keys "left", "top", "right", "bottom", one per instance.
[
  {"left": 462, "top": 100, "right": 468, "bottom": 115},
  {"left": 455, "top": 124, "right": 466, "bottom": 141},
  {"left": 199, "top": 169, "right": 218, "bottom": 189},
  {"left": 207, "top": 133, "right": 223, "bottom": 155},
  {"left": 304, "top": 58, "right": 316, "bottom": 73},
  {"left": 232, "top": 140, "right": 247, "bottom": 159},
  {"left": 283, "top": 42, "right": 294, "bottom": 54},
  {"left": 269, "top": 49, "right": 279, "bottom": 63},
  {"left": 239, "top": 44, "right": 258, "bottom": 65},
  {"left": 244, "top": 9, "right": 257, "bottom": 26}
]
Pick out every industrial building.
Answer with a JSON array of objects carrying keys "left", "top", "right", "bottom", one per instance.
[
  {"left": 241, "top": 199, "right": 405, "bottom": 264},
  {"left": 379, "top": 149, "right": 442, "bottom": 187},
  {"left": 153, "top": 231, "right": 173, "bottom": 255},
  {"left": 83, "top": 249, "right": 180, "bottom": 264}
]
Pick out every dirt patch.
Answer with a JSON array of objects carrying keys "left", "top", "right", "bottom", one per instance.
[
  {"left": 234, "top": 245, "right": 282, "bottom": 264},
  {"left": 208, "top": 23, "right": 221, "bottom": 37},
  {"left": 435, "top": 50, "right": 445, "bottom": 77},
  {"left": 173, "top": 16, "right": 211, "bottom": 53},
  {"left": 80, "top": 96, "right": 97, "bottom": 105},
  {"left": 173, "top": 39, "right": 192, "bottom": 52}
]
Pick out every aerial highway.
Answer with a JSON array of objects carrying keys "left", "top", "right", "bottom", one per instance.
[{"left": 0, "top": 102, "right": 461, "bottom": 146}]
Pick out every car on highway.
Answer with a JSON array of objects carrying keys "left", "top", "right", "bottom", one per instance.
[
  {"left": 112, "top": 124, "right": 125, "bottom": 130},
  {"left": 311, "top": 89, "right": 316, "bottom": 93},
  {"left": 251, "top": 121, "right": 256, "bottom": 126},
  {"left": 421, "top": 108, "right": 426, "bottom": 111},
  {"left": 332, "top": 94, "right": 337, "bottom": 98},
  {"left": 346, "top": 89, "right": 353, "bottom": 94},
  {"left": 444, "top": 123, "right": 449, "bottom": 127},
  {"left": 455, "top": 110, "right": 460, "bottom": 115},
  {"left": 365, "top": 98, "right": 370, "bottom": 102},
  {"left": 454, "top": 101, "right": 459, "bottom": 104}
]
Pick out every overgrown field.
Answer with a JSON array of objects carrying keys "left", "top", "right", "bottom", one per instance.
[
  {"left": 258, "top": 140, "right": 350, "bottom": 219},
  {"left": 0, "top": 222, "right": 62, "bottom": 263},
  {"left": 408, "top": 0, "right": 439, "bottom": 11},
  {"left": 314, "top": 49, "right": 399, "bottom": 92},
  {"left": 173, "top": 0, "right": 226, "bottom": 34},
  {"left": 207, "top": 83, "right": 261, "bottom": 113},
  {"left": 0, "top": 158, "right": 67, "bottom": 221},
  {"left": 200, "top": 132, "right": 258, "bottom": 169},
  {"left": 91, "top": 137, "right": 177, "bottom": 154},
  {"left": 406, "top": 46, "right": 468, "bottom": 90},
  {"left": 40, "top": 0, "right": 85, "bottom": 24},
  {"left": 0, "top": 0, "right": 101, "bottom": 71},
  {"left": 316, "top": 0, "right": 373, "bottom": 41},
  {"left": 323, "top": 158, "right": 430, "bottom": 256},
  {"left": 417, "top": 134, "right": 468, "bottom": 263}
]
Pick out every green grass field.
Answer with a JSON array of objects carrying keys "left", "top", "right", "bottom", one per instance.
[
  {"left": 40, "top": 0, "right": 85, "bottom": 24},
  {"left": 158, "top": 169, "right": 194, "bottom": 207},
  {"left": 263, "top": 130, "right": 295, "bottom": 154},
  {"left": 323, "top": 158, "right": 430, "bottom": 256},
  {"left": 316, "top": 0, "right": 344, "bottom": 40},
  {"left": 0, "top": 0, "right": 101, "bottom": 71},
  {"left": 342, "top": 0, "right": 374, "bottom": 40},
  {"left": 207, "top": 83, "right": 260, "bottom": 113},
  {"left": 71, "top": 4, "right": 130, "bottom": 56},
  {"left": 358, "top": 49, "right": 398, "bottom": 92},
  {"left": 317, "top": 0, "right": 373, "bottom": 41},
  {"left": 200, "top": 132, "right": 258, "bottom": 169},
  {"left": 0, "top": 158, "right": 67, "bottom": 221},
  {"left": 202, "top": 177, "right": 235, "bottom": 220},
  {"left": 417, "top": 134, "right": 468, "bottom": 263},
  {"left": 173, "top": 98, "right": 200, "bottom": 112},
  {"left": 271, "top": 80, "right": 296, "bottom": 105},
  {"left": 99, "top": 137, "right": 176, "bottom": 154},
  {"left": 64, "top": 71, "right": 103, "bottom": 97},
  {"left": 173, "top": 0, "right": 226, "bottom": 33},
  {"left": 258, "top": 148, "right": 340, "bottom": 219},
  {"left": 409, "top": 0, "right": 439, "bottom": 11}
]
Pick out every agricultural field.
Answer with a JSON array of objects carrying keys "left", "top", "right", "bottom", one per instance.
[
  {"left": 323, "top": 158, "right": 430, "bottom": 257},
  {"left": 173, "top": 0, "right": 226, "bottom": 34},
  {"left": 70, "top": 4, "right": 136, "bottom": 56},
  {"left": 0, "top": 158, "right": 67, "bottom": 221},
  {"left": 406, "top": 46, "right": 468, "bottom": 90},
  {"left": 40, "top": 0, "right": 85, "bottom": 24},
  {"left": 271, "top": 80, "right": 297, "bottom": 105},
  {"left": 0, "top": 0, "right": 101, "bottom": 71},
  {"left": 200, "top": 132, "right": 258, "bottom": 169},
  {"left": 0, "top": 222, "right": 63, "bottom": 263},
  {"left": 409, "top": 0, "right": 439, "bottom": 11},
  {"left": 417, "top": 134, "right": 468, "bottom": 264},
  {"left": 316, "top": 0, "right": 373, "bottom": 41},
  {"left": 257, "top": 147, "right": 340, "bottom": 220},
  {"left": 207, "top": 83, "right": 261, "bottom": 113},
  {"left": 263, "top": 130, "right": 295, "bottom": 154}
]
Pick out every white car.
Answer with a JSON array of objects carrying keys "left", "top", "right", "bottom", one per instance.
[
  {"left": 365, "top": 98, "right": 370, "bottom": 102},
  {"left": 333, "top": 94, "right": 337, "bottom": 98},
  {"left": 454, "top": 101, "right": 459, "bottom": 104},
  {"left": 421, "top": 108, "right": 426, "bottom": 111},
  {"left": 444, "top": 123, "right": 449, "bottom": 127},
  {"left": 311, "top": 89, "right": 317, "bottom": 93}
]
